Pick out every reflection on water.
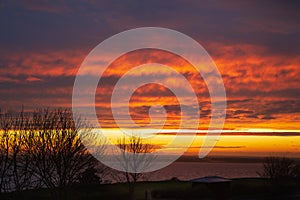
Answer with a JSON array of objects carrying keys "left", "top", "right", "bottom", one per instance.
[{"left": 146, "top": 162, "right": 263, "bottom": 181}]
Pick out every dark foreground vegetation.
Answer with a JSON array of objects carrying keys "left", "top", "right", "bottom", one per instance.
[
  {"left": 1, "top": 178, "right": 300, "bottom": 200},
  {"left": 0, "top": 108, "right": 105, "bottom": 199},
  {"left": 1, "top": 108, "right": 300, "bottom": 200}
]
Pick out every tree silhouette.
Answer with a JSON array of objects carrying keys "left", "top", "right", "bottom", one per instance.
[
  {"left": 0, "top": 110, "right": 13, "bottom": 193},
  {"left": 0, "top": 108, "right": 107, "bottom": 200},
  {"left": 117, "top": 136, "right": 156, "bottom": 200},
  {"left": 24, "top": 108, "right": 98, "bottom": 199},
  {"left": 258, "top": 157, "right": 297, "bottom": 180}
]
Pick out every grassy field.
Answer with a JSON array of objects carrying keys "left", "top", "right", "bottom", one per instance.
[{"left": 2, "top": 178, "right": 300, "bottom": 200}]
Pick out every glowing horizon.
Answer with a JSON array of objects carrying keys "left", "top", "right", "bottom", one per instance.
[{"left": 85, "top": 128, "right": 300, "bottom": 158}]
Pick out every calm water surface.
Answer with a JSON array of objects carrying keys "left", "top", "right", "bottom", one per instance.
[{"left": 147, "top": 162, "right": 263, "bottom": 181}]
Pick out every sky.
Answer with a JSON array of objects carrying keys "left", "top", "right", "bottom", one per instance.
[{"left": 1, "top": 0, "right": 300, "bottom": 143}]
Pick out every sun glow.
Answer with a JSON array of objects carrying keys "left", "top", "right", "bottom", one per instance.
[{"left": 94, "top": 128, "right": 300, "bottom": 158}]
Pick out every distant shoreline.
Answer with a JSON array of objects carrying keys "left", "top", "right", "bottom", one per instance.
[{"left": 177, "top": 155, "right": 300, "bottom": 163}]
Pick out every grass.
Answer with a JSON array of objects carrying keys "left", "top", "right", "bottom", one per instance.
[{"left": 1, "top": 178, "right": 300, "bottom": 200}]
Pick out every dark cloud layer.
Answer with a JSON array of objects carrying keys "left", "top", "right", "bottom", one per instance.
[
  {"left": 0, "top": 0, "right": 299, "bottom": 128},
  {"left": 1, "top": 0, "right": 300, "bottom": 54}
]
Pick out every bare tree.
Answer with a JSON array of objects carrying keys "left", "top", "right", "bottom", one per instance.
[
  {"left": 117, "top": 136, "right": 156, "bottom": 200},
  {"left": 258, "top": 157, "right": 297, "bottom": 180},
  {"left": 0, "top": 107, "right": 108, "bottom": 199},
  {"left": 10, "top": 110, "right": 37, "bottom": 194},
  {"left": 23, "top": 108, "right": 99, "bottom": 199},
  {"left": 0, "top": 110, "right": 13, "bottom": 194},
  {"left": 0, "top": 109, "right": 35, "bottom": 197},
  {"left": 0, "top": 108, "right": 104, "bottom": 196}
]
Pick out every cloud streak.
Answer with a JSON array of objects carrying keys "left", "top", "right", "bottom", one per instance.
[{"left": 0, "top": 1, "right": 299, "bottom": 130}]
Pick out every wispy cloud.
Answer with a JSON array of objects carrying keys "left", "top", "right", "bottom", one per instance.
[{"left": 0, "top": 0, "right": 299, "bottom": 129}]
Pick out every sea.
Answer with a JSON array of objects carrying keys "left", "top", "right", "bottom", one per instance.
[
  {"left": 147, "top": 161, "right": 263, "bottom": 181},
  {"left": 103, "top": 160, "right": 264, "bottom": 183}
]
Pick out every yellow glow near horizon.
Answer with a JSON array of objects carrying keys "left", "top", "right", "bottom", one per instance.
[
  {"left": 235, "top": 128, "right": 300, "bottom": 133},
  {"left": 95, "top": 128, "right": 300, "bottom": 158}
]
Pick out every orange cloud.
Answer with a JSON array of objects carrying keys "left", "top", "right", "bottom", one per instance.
[
  {"left": 92, "top": 44, "right": 300, "bottom": 129},
  {"left": 0, "top": 49, "right": 86, "bottom": 77},
  {"left": 1, "top": 41, "right": 299, "bottom": 130}
]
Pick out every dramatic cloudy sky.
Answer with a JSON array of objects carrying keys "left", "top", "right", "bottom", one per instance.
[{"left": 1, "top": 0, "right": 300, "bottom": 130}]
